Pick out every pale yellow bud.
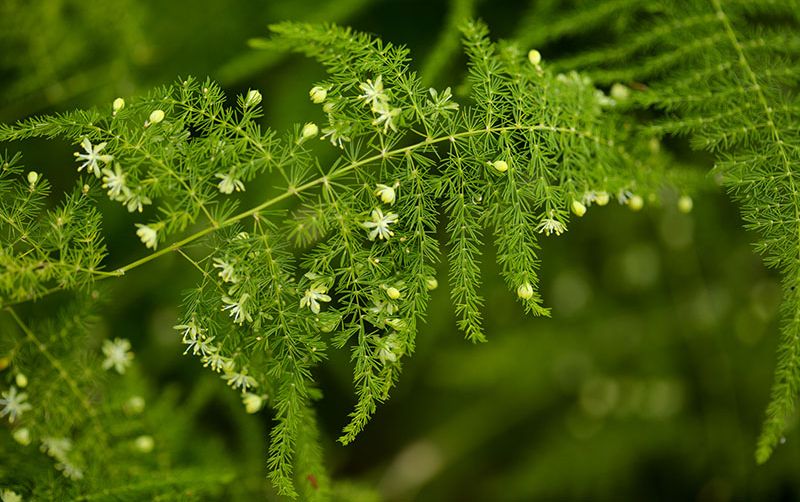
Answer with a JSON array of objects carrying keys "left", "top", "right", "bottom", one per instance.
[
  {"left": 386, "top": 287, "right": 402, "bottom": 300},
  {"left": 13, "top": 427, "right": 31, "bottom": 446},
  {"left": 112, "top": 97, "right": 125, "bottom": 114},
  {"left": 491, "top": 160, "right": 508, "bottom": 173},
  {"left": 134, "top": 435, "right": 154, "bottom": 453},
  {"left": 426, "top": 277, "right": 438, "bottom": 290},
  {"left": 27, "top": 171, "right": 39, "bottom": 186},
  {"left": 309, "top": 86, "right": 327, "bottom": 104},
  {"left": 528, "top": 49, "right": 542, "bottom": 66},
  {"left": 595, "top": 191, "right": 610, "bottom": 206},
  {"left": 678, "top": 195, "right": 693, "bottom": 214},
  {"left": 148, "top": 109, "right": 165, "bottom": 124},
  {"left": 571, "top": 200, "right": 587, "bottom": 217},
  {"left": 628, "top": 195, "right": 644, "bottom": 211},
  {"left": 15, "top": 373, "right": 27, "bottom": 388},
  {"left": 301, "top": 122, "right": 319, "bottom": 141},
  {"left": 375, "top": 184, "right": 396, "bottom": 205},
  {"left": 517, "top": 282, "right": 534, "bottom": 300},
  {"left": 610, "top": 83, "right": 630, "bottom": 101},
  {"left": 123, "top": 395, "right": 146, "bottom": 415},
  {"left": 244, "top": 89, "right": 262, "bottom": 108},
  {"left": 243, "top": 393, "right": 264, "bottom": 414}
]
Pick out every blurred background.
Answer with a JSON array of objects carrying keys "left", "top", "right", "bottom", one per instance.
[{"left": 2, "top": 0, "right": 798, "bottom": 500}]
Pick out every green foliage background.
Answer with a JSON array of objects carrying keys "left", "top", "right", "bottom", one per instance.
[{"left": 1, "top": 0, "right": 799, "bottom": 500}]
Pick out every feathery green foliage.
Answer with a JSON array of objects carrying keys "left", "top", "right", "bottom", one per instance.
[{"left": 2, "top": 1, "right": 800, "bottom": 498}]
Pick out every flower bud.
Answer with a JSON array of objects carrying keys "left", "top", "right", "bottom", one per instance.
[
  {"left": 425, "top": 277, "right": 438, "bottom": 290},
  {"left": 13, "top": 427, "right": 31, "bottom": 446},
  {"left": 678, "top": 195, "right": 693, "bottom": 214},
  {"left": 134, "top": 435, "right": 155, "bottom": 453},
  {"left": 595, "top": 191, "right": 610, "bottom": 206},
  {"left": 112, "top": 97, "right": 125, "bottom": 115},
  {"left": 244, "top": 89, "right": 262, "bottom": 108},
  {"left": 148, "top": 109, "right": 165, "bottom": 125},
  {"left": 300, "top": 122, "right": 319, "bottom": 141},
  {"left": 528, "top": 49, "right": 542, "bottom": 66},
  {"left": 15, "top": 373, "right": 27, "bottom": 388},
  {"left": 309, "top": 86, "right": 327, "bottom": 104},
  {"left": 386, "top": 287, "right": 402, "bottom": 300},
  {"left": 243, "top": 393, "right": 264, "bottom": 414},
  {"left": 610, "top": 83, "right": 630, "bottom": 102},
  {"left": 517, "top": 282, "right": 534, "bottom": 300},
  {"left": 124, "top": 395, "right": 146, "bottom": 415},
  {"left": 628, "top": 194, "right": 644, "bottom": 211},
  {"left": 571, "top": 200, "right": 587, "bottom": 217},
  {"left": 27, "top": 171, "right": 39, "bottom": 187},
  {"left": 374, "top": 184, "right": 396, "bottom": 205},
  {"left": 491, "top": 159, "right": 508, "bottom": 173}
]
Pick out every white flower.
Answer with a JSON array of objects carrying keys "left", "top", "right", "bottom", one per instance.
[
  {"left": 309, "top": 86, "right": 327, "bottom": 104},
  {"left": 358, "top": 76, "right": 387, "bottom": 109},
  {"left": 222, "top": 294, "right": 253, "bottom": 324},
  {"left": 1, "top": 489, "right": 22, "bottom": 502},
  {"left": 135, "top": 224, "right": 159, "bottom": 250},
  {"left": 212, "top": 258, "right": 238, "bottom": 283},
  {"left": 174, "top": 317, "right": 206, "bottom": 344},
  {"left": 216, "top": 172, "right": 245, "bottom": 194},
  {"left": 300, "top": 285, "right": 331, "bottom": 314},
  {"left": 0, "top": 386, "right": 32, "bottom": 423},
  {"left": 321, "top": 124, "right": 351, "bottom": 148},
  {"left": 102, "top": 338, "right": 134, "bottom": 374},
  {"left": 41, "top": 437, "right": 72, "bottom": 461},
  {"left": 184, "top": 334, "right": 215, "bottom": 357},
  {"left": 123, "top": 190, "right": 152, "bottom": 213},
  {"left": 374, "top": 183, "right": 396, "bottom": 205},
  {"left": 59, "top": 461, "right": 84, "bottom": 480},
  {"left": 101, "top": 163, "right": 128, "bottom": 200},
  {"left": 426, "top": 87, "right": 459, "bottom": 116},
  {"left": 362, "top": 208, "right": 398, "bottom": 241},
  {"left": 223, "top": 367, "right": 258, "bottom": 391},
  {"left": 372, "top": 103, "right": 401, "bottom": 133},
  {"left": 244, "top": 89, "right": 262, "bottom": 108},
  {"left": 202, "top": 351, "right": 234, "bottom": 373},
  {"left": 242, "top": 393, "right": 265, "bottom": 414},
  {"left": 535, "top": 216, "right": 567, "bottom": 236},
  {"left": 74, "top": 138, "right": 113, "bottom": 178}
]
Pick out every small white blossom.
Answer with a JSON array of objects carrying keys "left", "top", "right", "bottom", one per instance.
[
  {"left": 41, "top": 437, "right": 72, "bottom": 461},
  {"left": 0, "top": 386, "right": 32, "bottom": 423},
  {"left": 101, "top": 163, "right": 128, "bottom": 200},
  {"left": 102, "top": 338, "right": 134, "bottom": 374},
  {"left": 358, "top": 76, "right": 387, "bottom": 109},
  {"left": 216, "top": 172, "right": 245, "bottom": 194},
  {"left": 362, "top": 208, "right": 398, "bottom": 241},
  {"left": 223, "top": 367, "right": 258, "bottom": 391},
  {"left": 135, "top": 224, "right": 159, "bottom": 250},
  {"left": 184, "top": 334, "right": 216, "bottom": 357},
  {"left": 536, "top": 216, "right": 567, "bottom": 237},
  {"left": 74, "top": 138, "right": 113, "bottom": 178},
  {"left": 202, "top": 351, "right": 234, "bottom": 373},
  {"left": 372, "top": 103, "right": 401, "bottom": 133},
  {"left": 426, "top": 87, "right": 459, "bottom": 116},
  {"left": 212, "top": 258, "right": 238, "bottom": 283},
  {"left": 59, "top": 462, "right": 84, "bottom": 480},
  {"left": 321, "top": 124, "right": 351, "bottom": 148},
  {"left": 374, "top": 183, "right": 396, "bottom": 205},
  {"left": 123, "top": 190, "right": 152, "bottom": 213},
  {"left": 300, "top": 285, "right": 331, "bottom": 315},
  {"left": 174, "top": 317, "right": 206, "bottom": 344},
  {"left": 222, "top": 294, "right": 253, "bottom": 324}
]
